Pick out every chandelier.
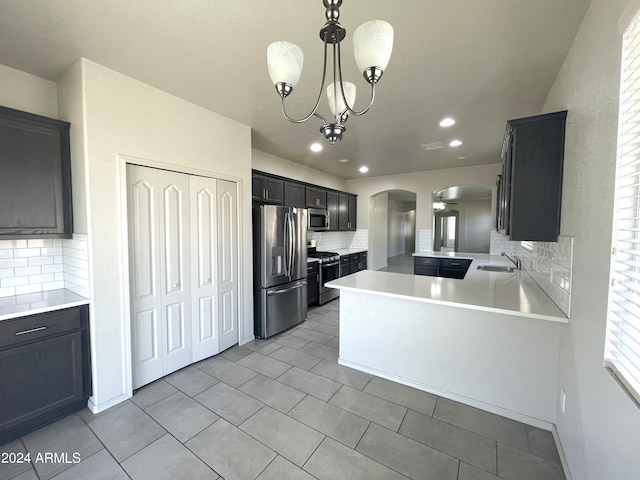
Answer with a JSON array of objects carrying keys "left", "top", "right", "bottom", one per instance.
[{"left": 266, "top": 0, "right": 394, "bottom": 144}]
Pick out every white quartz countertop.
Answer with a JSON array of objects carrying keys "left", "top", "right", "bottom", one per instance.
[
  {"left": 327, "top": 254, "right": 568, "bottom": 323},
  {"left": 334, "top": 248, "right": 367, "bottom": 256},
  {"left": 0, "top": 289, "right": 90, "bottom": 322}
]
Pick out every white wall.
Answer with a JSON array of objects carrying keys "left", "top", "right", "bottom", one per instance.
[
  {"left": 454, "top": 200, "right": 492, "bottom": 253},
  {"left": 387, "top": 199, "right": 416, "bottom": 257},
  {"left": 0, "top": 64, "right": 58, "bottom": 118},
  {"left": 57, "top": 59, "right": 253, "bottom": 412},
  {"left": 370, "top": 193, "right": 389, "bottom": 270},
  {"left": 346, "top": 164, "right": 501, "bottom": 252},
  {"left": 252, "top": 149, "right": 348, "bottom": 192},
  {"left": 541, "top": 0, "right": 640, "bottom": 478}
]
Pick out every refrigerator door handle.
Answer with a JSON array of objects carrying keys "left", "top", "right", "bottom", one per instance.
[
  {"left": 288, "top": 212, "right": 295, "bottom": 277},
  {"left": 283, "top": 211, "right": 290, "bottom": 277},
  {"left": 267, "top": 280, "right": 307, "bottom": 296}
]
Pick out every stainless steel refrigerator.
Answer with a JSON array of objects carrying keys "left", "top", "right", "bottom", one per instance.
[{"left": 253, "top": 205, "right": 308, "bottom": 338}]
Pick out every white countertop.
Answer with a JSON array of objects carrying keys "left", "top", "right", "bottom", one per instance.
[
  {"left": 412, "top": 250, "right": 476, "bottom": 260},
  {"left": 0, "top": 289, "right": 90, "bottom": 322},
  {"left": 326, "top": 254, "right": 568, "bottom": 323},
  {"left": 334, "top": 248, "right": 367, "bottom": 256}
]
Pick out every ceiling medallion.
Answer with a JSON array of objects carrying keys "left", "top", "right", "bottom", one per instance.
[{"left": 267, "top": 0, "right": 394, "bottom": 144}]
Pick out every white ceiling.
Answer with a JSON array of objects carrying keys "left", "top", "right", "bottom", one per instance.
[{"left": 0, "top": 0, "right": 592, "bottom": 179}]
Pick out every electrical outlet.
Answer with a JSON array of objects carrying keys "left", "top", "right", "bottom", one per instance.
[{"left": 560, "top": 388, "right": 567, "bottom": 413}]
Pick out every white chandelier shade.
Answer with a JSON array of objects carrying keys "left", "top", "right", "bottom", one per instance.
[
  {"left": 267, "top": 41, "right": 304, "bottom": 88},
  {"left": 327, "top": 82, "right": 356, "bottom": 116},
  {"left": 353, "top": 20, "right": 394, "bottom": 75}
]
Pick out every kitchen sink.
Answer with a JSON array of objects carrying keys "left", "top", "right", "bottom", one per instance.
[{"left": 476, "top": 265, "right": 516, "bottom": 273}]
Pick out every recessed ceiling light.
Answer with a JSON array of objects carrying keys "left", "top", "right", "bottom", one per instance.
[
  {"left": 310, "top": 143, "right": 323, "bottom": 152},
  {"left": 440, "top": 118, "right": 455, "bottom": 127},
  {"left": 449, "top": 139, "right": 462, "bottom": 147},
  {"left": 456, "top": 156, "right": 467, "bottom": 160},
  {"left": 359, "top": 166, "right": 369, "bottom": 173},
  {"left": 339, "top": 158, "right": 350, "bottom": 163}
]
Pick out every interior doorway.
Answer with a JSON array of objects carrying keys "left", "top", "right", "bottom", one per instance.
[{"left": 434, "top": 210, "right": 459, "bottom": 252}]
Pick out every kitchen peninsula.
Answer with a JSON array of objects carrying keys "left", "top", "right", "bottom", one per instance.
[{"left": 326, "top": 253, "right": 567, "bottom": 429}]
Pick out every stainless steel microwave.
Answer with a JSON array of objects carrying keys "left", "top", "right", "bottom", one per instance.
[{"left": 308, "top": 208, "right": 329, "bottom": 231}]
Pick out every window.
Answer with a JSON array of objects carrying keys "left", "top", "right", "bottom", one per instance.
[{"left": 606, "top": 12, "right": 640, "bottom": 405}]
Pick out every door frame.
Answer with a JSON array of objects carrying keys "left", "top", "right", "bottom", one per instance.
[
  {"left": 433, "top": 210, "right": 460, "bottom": 252},
  {"left": 118, "top": 153, "right": 245, "bottom": 397}
]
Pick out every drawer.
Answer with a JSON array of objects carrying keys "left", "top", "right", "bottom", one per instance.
[
  {"left": 442, "top": 258, "right": 471, "bottom": 269},
  {"left": 414, "top": 257, "right": 441, "bottom": 267},
  {"left": 0, "top": 307, "right": 84, "bottom": 349},
  {"left": 307, "top": 262, "right": 319, "bottom": 274},
  {"left": 415, "top": 266, "right": 439, "bottom": 276},
  {"left": 349, "top": 253, "right": 360, "bottom": 262},
  {"left": 340, "top": 255, "right": 350, "bottom": 265}
]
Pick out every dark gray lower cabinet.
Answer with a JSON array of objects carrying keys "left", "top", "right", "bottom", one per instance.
[
  {"left": 414, "top": 257, "right": 471, "bottom": 279},
  {"left": 307, "top": 261, "right": 319, "bottom": 306},
  {"left": 0, "top": 305, "right": 91, "bottom": 445},
  {"left": 341, "top": 251, "right": 367, "bottom": 277}
]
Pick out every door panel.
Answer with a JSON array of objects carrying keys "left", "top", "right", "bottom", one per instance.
[
  {"left": 217, "top": 180, "right": 239, "bottom": 351},
  {"left": 190, "top": 176, "right": 219, "bottom": 361}
]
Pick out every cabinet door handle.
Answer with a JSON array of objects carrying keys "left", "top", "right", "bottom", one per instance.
[
  {"left": 450, "top": 262, "right": 460, "bottom": 266},
  {"left": 16, "top": 326, "right": 47, "bottom": 336}
]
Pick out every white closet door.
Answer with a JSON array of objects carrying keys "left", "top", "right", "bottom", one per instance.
[
  {"left": 217, "top": 179, "right": 239, "bottom": 351},
  {"left": 158, "top": 170, "right": 192, "bottom": 376},
  {"left": 128, "top": 165, "right": 163, "bottom": 389},
  {"left": 190, "top": 176, "right": 219, "bottom": 361}
]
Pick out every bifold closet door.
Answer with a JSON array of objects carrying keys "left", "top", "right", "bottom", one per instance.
[{"left": 128, "top": 165, "right": 192, "bottom": 389}]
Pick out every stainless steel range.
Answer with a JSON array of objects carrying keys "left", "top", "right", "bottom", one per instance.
[{"left": 308, "top": 244, "right": 340, "bottom": 305}]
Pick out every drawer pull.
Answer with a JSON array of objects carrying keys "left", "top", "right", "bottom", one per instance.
[
  {"left": 15, "top": 326, "right": 47, "bottom": 336},
  {"left": 450, "top": 262, "right": 460, "bottom": 266}
]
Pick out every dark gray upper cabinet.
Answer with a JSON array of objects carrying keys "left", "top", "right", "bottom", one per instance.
[
  {"left": 326, "top": 191, "right": 339, "bottom": 230},
  {"left": 338, "top": 193, "right": 357, "bottom": 231},
  {"left": 0, "top": 106, "right": 73, "bottom": 238},
  {"left": 305, "top": 187, "right": 327, "bottom": 209},
  {"left": 252, "top": 174, "right": 284, "bottom": 204},
  {"left": 284, "top": 181, "right": 305, "bottom": 208},
  {"left": 499, "top": 111, "right": 567, "bottom": 242}
]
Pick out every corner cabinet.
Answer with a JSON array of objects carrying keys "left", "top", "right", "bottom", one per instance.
[
  {"left": 497, "top": 111, "right": 567, "bottom": 241},
  {"left": 0, "top": 106, "right": 73, "bottom": 238},
  {"left": 0, "top": 305, "right": 91, "bottom": 444}
]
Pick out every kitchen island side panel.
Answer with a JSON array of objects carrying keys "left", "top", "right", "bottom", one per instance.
[{"left": 338, "top": 289, "right": 559, "bottom": 426}]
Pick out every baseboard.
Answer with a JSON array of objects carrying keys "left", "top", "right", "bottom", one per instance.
[
  {"left": 87, "top": 393, "right": 130, "bottom": 414},
  {"left": 339, "top": 357, "right": 554, "bottom": 431},
  {"left": 552, "top": 425, "right": 573, "bottom": 480}
]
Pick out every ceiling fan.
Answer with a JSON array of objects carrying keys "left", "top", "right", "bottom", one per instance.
[{"left": 432, "top": 196, "right": 458, "bottom": 211}]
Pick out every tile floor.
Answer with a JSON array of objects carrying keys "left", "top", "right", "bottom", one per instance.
[{"left": 0, "top": 300, "right": 566, "bottom": 480}]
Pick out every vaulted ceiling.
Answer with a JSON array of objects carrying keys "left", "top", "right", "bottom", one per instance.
[{"left": 0, "top": 0, "right": 592, "bottom": 178}]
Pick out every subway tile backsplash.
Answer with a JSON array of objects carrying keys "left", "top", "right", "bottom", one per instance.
[
  {"left": 490, "top": 230, "right": 573, "bottom": 317},
  {"left": 308, "top": 229, "right": 369, "bottom": 252},
  {"left": 0, "top": 234, "right": 90, "bottom": 299}
]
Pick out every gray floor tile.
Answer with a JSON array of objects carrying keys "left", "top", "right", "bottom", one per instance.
[
  {"left": 364, "top": 376, "right": 438, "bottom": 416},
  {"left": 195, "top": 381, "right": 263, "bottom": 425},
  {"left": 399, "top": 409, "right": 497, "bottom": 473},
  {"left": 240, "top": 406, "right": 324, "bottom": 467},
  {"left": 303, "top": 437, "right": 406, "bottom": 480},
  {"left": 319, "top": 309, "right": 339, "bottom": 319},
  {"left": 526, "top": 426, "right": 562, "bottom": 465},
  {"left": 458, "top": 462, "right": 501, "bottom": 480},
  {"left": 131, "top": 380, "right": 178, "bottom": 409},
  {"left": 164, "top": 365, "right": 219, "bottom": 396},
  {"left": 197, "top": 356, "right": 258, "bottom": 387},
  {"left": 122, "top": 434, "right": 217, "bottom": 480},
  {"left": 434, "top": 397, "right": 528, "bottom": 451},
  {"left": 326, "top": 336, "right": 340, "bottom": 349},
  {"left": 307, "top": 312, "right": 339, "bottom": 326},
  {"left": 0, "top": 439, "right": 31, "bottom": 480},
  {"left": 289, "top": 326, "right": 334, "bottom": 344},
  {"left": 77, "top": 400, "right": 130, "bottom": 424},
  {"left": 277, "top": 367, "right": 342, "bottom": 401},
  {"left": 329, "top": 385, "right": 407, "bottom": 431},
  {"left": 269, "top": 346, "right": 322, "bottom": 370},
  {"left": 313, "top": 323, "right": 339, "bottom": 336},
  {"left": 272, "top": 334, "right": 310, "bottom": 350},
  {"left": 300, "top": 342, "right": 339, "bottom": 362},
  {"left": 242, "top": 339, "right": 283, "bottom": 355},
  {"left": 302, "top": 319, "right": 324, "bottom": 330},
  {"left": 10, "top": 470, "right": 38, "bottom": 480},
  {"left": 256, "top": 456, "right": 316, "bottom": 480},
  {"left": 186, "top": 419, "right": 276, "bottom": 480},
  {"left": 219, "top": 345, "right": 253, "bottom": 362},
  {"left": 145, "top": 391, "right": 219, "bottom": 442},
  {"left": 239, "top": 374, "right": 306, "bottom": 413},
  {"left": 289, "top": 395, "right": 369, "bottom": 448},
  {"left": 22, "top": 414, "right": 102, "bottom": 479},
  {"left": 498, "top": 443, "right": 565, "bottom": 480},
  {"left": 83, "top": 401, "right": 165, "bottom": 462},
  {"left": 50, "top": 449, "right": 129, "bottom": 480},
  {"left": 238, "top": 351, "right": 292, "bottom": 378},
  {"left": 357, "top": 423, "right": 459, "bottom": 480},
  {"left": 311, "top": 360, "right": 372, "bottom": 390}
]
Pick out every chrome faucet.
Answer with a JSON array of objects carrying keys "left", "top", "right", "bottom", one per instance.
[{"left": 501, "top": 251, "right": 522, "bottom": 270}]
